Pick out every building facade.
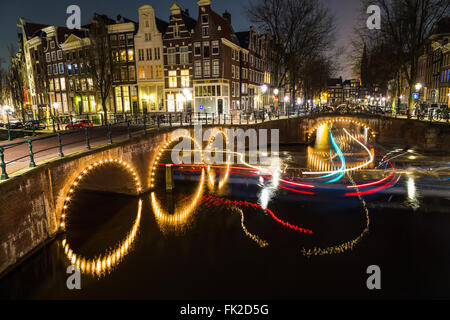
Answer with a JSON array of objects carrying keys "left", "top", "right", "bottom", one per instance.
[
  {"left": 135, "top": 5, "right": 168, "bottom": 113},
  {"left": 163, "top": 1, "right": 197, "bottom": 113}
]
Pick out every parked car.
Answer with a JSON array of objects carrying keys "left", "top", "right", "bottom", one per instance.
[
  {"left": 0, "top": 120, "right": 4, "bottom": 127},
  {"left": 65, "top": 119, "right": 93, "bottom": 130},
  {"left": 24, "top": 120, "right": 46, "bottom": 130},
  {"left": 5, "top": 121, "right": 23, "bottom": 129}
]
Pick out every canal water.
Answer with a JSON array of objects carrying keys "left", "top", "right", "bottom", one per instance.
[{"left": 1, "top": 122, "right": 449, "bottom": 299}]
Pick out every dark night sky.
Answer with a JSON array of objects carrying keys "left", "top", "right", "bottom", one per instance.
[{"left": 0, "top": 0, "right": 361, "bottom": 79}]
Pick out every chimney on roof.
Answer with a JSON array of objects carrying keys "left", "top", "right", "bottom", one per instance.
[
  {"left": 116, "top": 15, "right": 122, "bottom": 23},
  {"left": 184, "top": 9, "right": 189, "bottom": 16},
  {"left": 223, "top": 11, "right": 231, "bottom": 25}
]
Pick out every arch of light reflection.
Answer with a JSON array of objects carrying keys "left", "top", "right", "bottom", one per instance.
[
  {"left": 302, "top": 128, "right": 374, "bottom": 176},
  {"left": 60, "top": 158, "right": 143, "bottom": 277},
  {"left": 307, "top": 118, "right": 375, "bottom": 141}
]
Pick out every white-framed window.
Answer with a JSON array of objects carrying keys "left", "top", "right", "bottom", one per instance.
[
  {"left": 60, "top": 77, "right": 66, "bottom": 90},
  {"left": 168, "top": 94, "right": 175, "bottom": 112},
  {"left": 195, "top": 61, "right": 202, "bottom": 77},
  {"left": 167, "top": 48, "right": 176, "bottom": 65},
  {"left": 232, "top": 65, "right": 235, "bottom": 79},
  {"left": 212, "top": 60, "right": 219, "bottom": 77},
  {"left": 194, "top": 42, "right": 201, "bottom": 56},
  {"left": 169, "top": 70, "right": 177, "bottom": 88},
  {"left": 50, "top": 41, "right": 55, "bottom": 49},
  {"left": 46, "top": 53, "right": 51, "bottom": 62},
  {"left": 59, "top": 63, "right": 64, "bottom": 74},
  {"left": 202, "top": 26, "right": 209, "bottom": 37},
  {"left": 146, "top": 48, "right": 152, "bottom": 60},
  {"left": 57, "top": 50, "right": 63, "bottom": 60},
  {"left": 155, "top": 47, "right": 161, "bottom": 60},
  {"left": 181, "top": 69, "right": 190, "bottom": 87},
  {"left": 180, "top": 46, "right": 189, "bottom": 64},
  {"left": 203, "top": 60, "right": 211, "bottom": 77},
  {"left": 202, "top": 14, "right": 209, "bottom": 24},
  {"left": 53, "top": 64, "right": 58, "bottom": 74},
  {"left": 203, "top": 42, "right": 210, "bottom": 58},
  {"left": 145, "top": 33, "right": 151, "bottom": 41},
  {"left": 51, "top": 52, "right": 56, "bottom": 61},
  {"left": 212, "top": 41, "right": 219, "bottom": 55}
]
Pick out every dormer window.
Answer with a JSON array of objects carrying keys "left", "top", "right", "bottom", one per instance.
[
  {"left": 202, "top": 26, "right": 209, "bottom": 37},
  {"left": 202, "top": 15, "right": 209, "bottom": 24}
]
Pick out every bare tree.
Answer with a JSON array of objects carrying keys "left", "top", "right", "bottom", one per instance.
[
  {"left": 247, "top": 0, "right": 336, "bottom": 106},
  {"left": 364, "top": 0, "right": 449, "bottom": 115},
  {"left": 0, "top": 58, "right": 7, "bottom": 106},
  {"left": 86, "top": 14, "right": 113, "bottom": 124}
]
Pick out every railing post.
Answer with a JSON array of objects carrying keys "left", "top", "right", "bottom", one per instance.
[
  {"left": 85, "top": 127, "right": 91, "bottom": 150},
  {"left": 239, "top": 113, "right": 242, "bottom": 125},
  {"left": 231, "top": 113, "right": 233, "bottom": 125},
  {"left": 180, "top": 112, "right": 183, "bottom": 127},
  {"left": 144, "top": 114, "right": 147, "bottom": 135},
  {"left": 28, "top": 139, "right": 36, "bottom": 168},
  {"left": 157, "top": 114, "right": 161, "bottom": 130},
  {"left": 206, "top": 113, "right": 208, "bottom": 126},
  {"left": 57, "top": 133, "right": 64, "bottom": 157},
  {"left": 218, "top": 113, "right": 221, "bottom": 125},
  {"left": 52, "top": 116, "right": 56, "bottom": 133},
  {"left": 190, "top": 112, "right": 192, "bottom": 126},
  {"left": 262, "top": 110, "right": 265, "bottom": 123},
  {"left": 247, "top": 113, "right": 249, "bottom": 125},
  {"left": 7, "top": 125, "right": 11, "bottom": 141},
  {"left": 278, "top": 110, "right": 280, "bottom": 120},
  {"left": 0, "top": 147, "right": 8, "bottom": 180},
  {"left": 169, "top": 113, "right": 172, "bottom": 127},
  {"left": 108, "top": 124, "right": 113, "bottom": 144},
  {"left": 198, "top": 112, "right": 200, "bottom": 124},
  {"left": 127, "top": 120, "right": 131, "bottom": 139},
  {"left": 212, "top": 113, "right": 215, "bottom": 125}
]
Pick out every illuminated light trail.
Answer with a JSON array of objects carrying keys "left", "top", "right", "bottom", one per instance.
[
  {"left": 326, "top": 132, "right": 345, "bottom": 184},
  {"left": 62, "top": 199, "right": 142, "bottom": 278},
  {"left": 169, "top": 166, "right": 316, "bottom": 196},
  {"left": 200, "top": 195, "right": 314, "bottom": 235},
  {"left": 301, "top": 172, "right": 370, "bottom": 257},
  {"left": 302, "top": 128, "right": 374, "bottom": 176},
  {"left": 346, "top": 139, "right": 397, "bottom": 192},
  {"left": 232, "top": 207, "right": 269, "bottom": 248}
]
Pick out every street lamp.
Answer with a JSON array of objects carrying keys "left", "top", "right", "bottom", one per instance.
[
  {"left": 274, "top": 89, "right": 279, "bottom": 95},
  {"left": 415, "top": 83, "right": 423, "bottom": 91},
  {"left": 261, "top": 85, "right": 268, "bottom": 94}
]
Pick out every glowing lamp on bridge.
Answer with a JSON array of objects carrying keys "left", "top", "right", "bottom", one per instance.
[
  {"left": 273, "top": 89, "right": 279, "bottom": 95},
  {"left": 415, "top": 83, "right": 423, "bottom": 91},
  {"left": 261, "top": 85, "right": 268, "bottom": 94}
]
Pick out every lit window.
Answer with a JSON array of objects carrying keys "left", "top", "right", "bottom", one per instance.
[
  {"left": 169, "top": 70, "right": 177, "bottom": 88},
  {"left": 181, "top": 69, "right": 189, "bottom": 87},
  {"left": 128, "top": 49, "right": 134, "bottom": 62},
  {"left": 168, "top": 48, "right": 176, "bottom": 65},
  {"left": 204, "top": 60, "right": 210, "bottom": 77}
]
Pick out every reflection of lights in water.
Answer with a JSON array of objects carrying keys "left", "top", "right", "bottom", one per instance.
[
  {"left": 62, "top": 200, "right": 142, "bottom": 278},
  {"left": 232, "top": 207, "right": 269, "bottom": 248},
  {"left": 302, "top": 173, "right": 369, "bottom": 257},
  {"left": 406, "top": 175, "right": 420, "bottom": 210},
  {"left": 151, "top": 169, "right": 205, "bottom": 230},
  {"left": 60, "top": 159, "right": 142, "bottom": 230},
  {"left": 303, "top": 128, "right": 374, "bottom": 176},
  {"left": 259, "top": 188, "right": 270, "bottom": 210},
  {"left": 202, "top": 195, "right": 314, "bottom": 235}
]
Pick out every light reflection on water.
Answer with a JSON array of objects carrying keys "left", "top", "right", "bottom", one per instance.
[{"left": 1, "top": 121, "right": 450, "bottom": 299}]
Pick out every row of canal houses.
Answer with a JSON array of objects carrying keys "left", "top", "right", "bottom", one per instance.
[{"left": 17, "top": 0, "right": 275, "bottom": 121}]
